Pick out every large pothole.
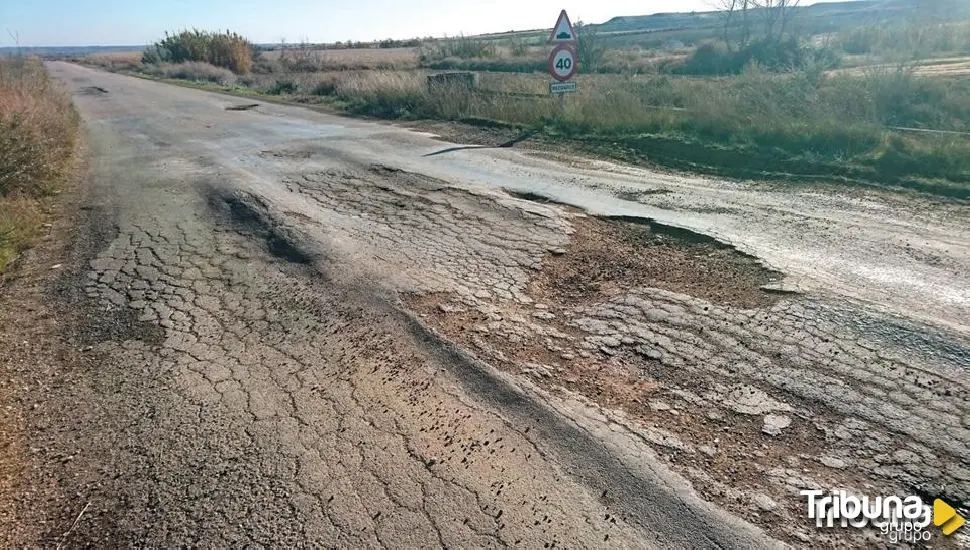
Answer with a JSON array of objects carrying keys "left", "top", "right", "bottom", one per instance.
[{"left": 530, "top": 215, "right": 782, "bottom": 310}]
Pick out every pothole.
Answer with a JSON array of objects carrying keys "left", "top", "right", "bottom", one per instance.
[
  {"left": 532, "top": 215, "right": 782, "bottom": 310},
  {"left": 78, "top": 86, "right": 108, "bottom": 95},
  {"left": 506, "top": 190, "right": 560, "bottom": 204},
  {"left": 225, "top": 103, "right": 259, "bottom": 111},
  {"left": 615, "top": 189, "right": 672, "bottom": 202},
  {"left": 207, "top": 189, "right": 313, "bottom": 265}
]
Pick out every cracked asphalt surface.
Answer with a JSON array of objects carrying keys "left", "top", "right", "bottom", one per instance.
[{"left": 0, "top": 62, "right": 967, "bottom": 547}]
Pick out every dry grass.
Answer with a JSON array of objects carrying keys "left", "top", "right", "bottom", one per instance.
[
  {"left": 261, "top": 47, "right": 419, "bottom": 70},
  {"left": 0, "top": 57, "right": 78, "bottom": 272},
  {"left": 0, "top": 195, "right": 43, "bottom": 270},
  {"left": 85, "top": 51, "right": 142, "bottom": 71},
  {"left": 834, "top": 57, "right": 970, "bottom": 78},
  {"left": 144, "top": 62, "right": 237, "bottom": 85}
]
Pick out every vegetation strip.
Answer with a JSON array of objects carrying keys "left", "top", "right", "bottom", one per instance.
[{"left": 0, "top": 57, "right": 79, "bottom": 273}]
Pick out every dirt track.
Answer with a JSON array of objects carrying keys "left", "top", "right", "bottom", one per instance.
[{"left": 0, "top": 62, "right": 967, "bottom": 547}]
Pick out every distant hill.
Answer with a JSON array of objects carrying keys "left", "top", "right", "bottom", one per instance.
[{"left": 591, "top": 0, "right": 961, "bottom": 36}]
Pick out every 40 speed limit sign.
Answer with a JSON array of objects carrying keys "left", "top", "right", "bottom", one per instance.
[{"left": 548, "top": 44, "right": 577, "bottom": 82}]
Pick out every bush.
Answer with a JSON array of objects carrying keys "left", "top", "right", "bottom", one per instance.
[
  {"left": 869, "top": 135, "right": 970, "bottom": 181},
  {"left": 251, "top": 54, "right": 282, "bottom": 74},
  {"left": 508, "top": 36, "right": 528, "bottom": 57},
  {"left": 576, "top": 23, "right": 607, "bottom": 72},
  {"left": 837, "top": 22, "right": 970, "bottom": 58},
  {"left": 676, "top": 38, "right": 838, "bottom": 75},
  {"left": 311, "top": 77, "right": 339, "bottom": 96},
  {"left": 679, "top": 41, "right": 739, "bottom": 75},
  {"left": 269, "top": 79, "right": 299, "bottom": 95},
  {"left": 141, "top": 45, "right": 171, "bottom": 64},
  {"left": 837, "top": 26, "right": 881, "bottom": 55},
  {"left": 420, "top": 35, "right": 497, "bottom": 62},
  {"left": 145, "top": 30, "right": 253, "bottom": 74}
]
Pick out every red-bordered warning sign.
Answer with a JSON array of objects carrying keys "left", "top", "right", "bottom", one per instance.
[
  {"left": 548, "top": 44, "right": 577, "bottom": 82},
  {"left": 548, "top": 10, "right": 577, "bottom": 44}
]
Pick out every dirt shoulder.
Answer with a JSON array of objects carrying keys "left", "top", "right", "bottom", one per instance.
[{"left": 0, "top": 140, "right": 103, "bottom": 546}]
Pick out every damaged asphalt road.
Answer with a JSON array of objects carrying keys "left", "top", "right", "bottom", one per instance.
[{"left": 0, "top": 62, "right": 966, "bottom": 547}]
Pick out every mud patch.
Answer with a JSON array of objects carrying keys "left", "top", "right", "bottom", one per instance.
[{"left": 534, "top": 215, "right": 781, "bottom": 310}]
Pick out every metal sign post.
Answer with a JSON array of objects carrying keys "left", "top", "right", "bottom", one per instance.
[{"left": 548, "top": 10, "right": 578, "bottom": 101}]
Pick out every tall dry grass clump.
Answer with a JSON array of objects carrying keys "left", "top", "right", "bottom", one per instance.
[
  {"left": 0, "top": 56, "right": 78, "bottom": 271},
  {"left": 333, "top": 71, "right": 428, "bottom": 117},
  {"left": 143, "top": 30, "right": 253, "bottom": 74},
  {"left": 0, "top": 57, "right": 77, "bottom": 196}
]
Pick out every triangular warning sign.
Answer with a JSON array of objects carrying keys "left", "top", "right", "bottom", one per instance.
[{"left": 548, "top": 10, "right": 576, "bottom": 44}]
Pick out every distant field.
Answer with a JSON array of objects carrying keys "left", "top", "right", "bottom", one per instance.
[
  {"left": 262, "top": 47, "right": 419, "bottom": 70},
  {"left": 834, "top": 56, "right": 970, "bottom": 78}
]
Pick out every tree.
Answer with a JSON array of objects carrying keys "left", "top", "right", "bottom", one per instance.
[
  {"left": 575, "top": 22, "right": 606, "bottom": 73},
  {"left": 752, "top": 0, "right": 801, "bottom": 43},
  {"left": 712, "top": 0, "right": 753, "bottom": 50}
]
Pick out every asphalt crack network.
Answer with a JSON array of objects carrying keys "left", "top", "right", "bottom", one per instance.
[
  {"left": 270, "top": 160, "right": 966, "bottom": 544},
  {"left": 61, "top": 179, "right": 646, "bottom": 547}
]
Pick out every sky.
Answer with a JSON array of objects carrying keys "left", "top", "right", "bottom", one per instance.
[{"left": 1, "top": 0, "right": 843, "bottom": 47}]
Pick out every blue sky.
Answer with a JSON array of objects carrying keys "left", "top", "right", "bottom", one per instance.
[{"left": 1, "top": 0, "right": 841, "bottom": 47}]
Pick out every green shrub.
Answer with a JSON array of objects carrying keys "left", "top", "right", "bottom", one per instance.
[
  {"left": 869, "top": 135, "right": 970, "bottom": 181},
  {"left": 269, "top": 79, "right": 298, "bottom": 95},
  {"left": 332, "top": 72, "right": 426, "bottom": 118},
  {"left": 676, "top": 39, "right": 838, "bottom": 75},
  {"left": 508, "top": 36, "right": 528, "bottom": 57},
  {"left": 311, "top": 78, "right": 338, "bottom": 96},
  {"left": 576, "top": 23, "right": 607, "bottom": 72},
  {"left": 251, "top": 54, "right": 282, "bottom": 74},
  {"left": 420, "top": 35, "right": 497, "bottom": 62},
  {"left": 837, "top": 22, "right": 970, "bottom": 58},
  {"left": 141, "top": 45, "right": 171, "bottom": 64}
]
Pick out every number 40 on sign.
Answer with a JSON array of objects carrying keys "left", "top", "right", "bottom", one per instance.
[{"left": 547, "top": 10, "right": 578, "bottom": 94}]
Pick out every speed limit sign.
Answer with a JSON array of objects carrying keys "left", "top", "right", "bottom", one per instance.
[{"left": 548, "top": 44, "right": 577, "bottom": 82}]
